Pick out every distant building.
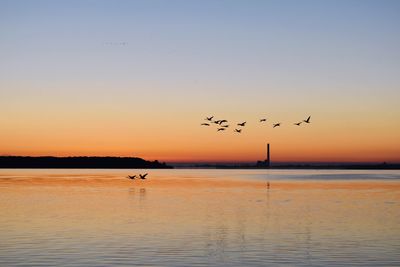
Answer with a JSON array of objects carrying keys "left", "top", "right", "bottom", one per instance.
[{"left": 256, "top": 143, "right": 270, "bottom": 168}]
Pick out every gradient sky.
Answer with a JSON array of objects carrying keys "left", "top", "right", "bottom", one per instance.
[{"left": 1, "top": 0, "right": 400, "bottom": 162}]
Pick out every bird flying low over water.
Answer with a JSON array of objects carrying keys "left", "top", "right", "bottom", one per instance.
[
  {"left": 234, "top": 129, "right": 242, "bottom": 133},
  {"left": 273, "top": 123, "right": 281, "bottom": 128},
  {"left": 127, "top": 175, "right": 136, "bottom": 179},
  {"left": 201, "top": 123, "right": 210, "bottom": 126},
  {"left": 260, "top": 118, "right": 267, "bottom": 122},
  {"left": 303, "top": 116, "right": 311, "bottom": 123},
  {"left": 237, "top": 122, "right": 246, "bottom": 127},
  {"left": 217, "top": 128, "right": 226, "bottom": 131},
  {"left": 139, "top": 173, "right": 148, "bottom": 179},
  {"left": 294, "top": 122, "right": 302, "bottom": 126},
  {"left": 205, "top": 116, "right": 214, "bottom": 121}
]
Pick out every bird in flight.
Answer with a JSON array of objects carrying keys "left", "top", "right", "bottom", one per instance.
[
  {"left": 127, "top": 175, "right": 136, "bottom": 179},
  {"left": 213, "top": 120, "right": 221, "bottom": 125},
  {"left": 237, "top": 122, "right": 246, "bottom": 127},
  {"left": 303, "top": 116, "right": 311, "bottom": 123},
  {"left": 201, "top": 123, "right": 210, "bottom": 126},
  {"left": 222, "top": 125, "right": 229, "bottom": 128},
  {"left": 139, "top": 173, "right": 148, "bottom": 179},
  {"left": 294, "top": 122, "right": 302, "bottom": 126},
  {"left": 234, "top": 129, "right": 242, "bottom": 133},
  {"left": 273, "top": 123, "right": 281, "bottom": 128},
  {"left": 205, "top": 116, "right": 214, "bottom": 121},
  {"left": 260, "top": 118, "right": 267, "bottom": 122},
  {"left": 217, "top": 128, "right": 226, "bottom": 131},
  {"left": 219, "top": 119, "right": 228, "bottom": 125}
]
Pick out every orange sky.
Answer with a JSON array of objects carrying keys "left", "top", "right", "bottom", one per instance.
[{"left": 1, "top": 90, "right": 399, "bottom": 163}]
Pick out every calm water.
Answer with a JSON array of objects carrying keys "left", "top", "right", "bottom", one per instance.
[{"left": 0, "top": 169, "right": 399, "bottom": 266}]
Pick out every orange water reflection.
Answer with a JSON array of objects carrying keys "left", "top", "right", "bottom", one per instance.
[{"left": 0, "top": 170, "right": 399, "bottom": 266}]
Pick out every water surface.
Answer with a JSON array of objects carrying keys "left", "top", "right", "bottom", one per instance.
[{"left": 0, "top": 169, "right": 399, "bottom": 266}]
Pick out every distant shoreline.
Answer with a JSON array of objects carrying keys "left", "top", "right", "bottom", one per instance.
[
  {"left": 0, "top": 156, "right": 399, "bottom": 170},
  {"left": 176, "top": 163, "right": 400, "bottom": 170}
]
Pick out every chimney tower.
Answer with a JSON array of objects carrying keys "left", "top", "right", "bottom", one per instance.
[{"left": 266, "top": 143, "right": 270, "bottom": 167}]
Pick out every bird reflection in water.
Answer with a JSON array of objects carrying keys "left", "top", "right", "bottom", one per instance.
[
  {"left": 139, "top": 188, "right": 146, "bottom": 200},
  {"left": 127, "top": 187, "right": 147, "bottom": 202}
]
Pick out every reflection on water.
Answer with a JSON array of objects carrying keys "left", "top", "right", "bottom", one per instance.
[{"left": 0, "top": 169, "right": 399, "bottom": 266}]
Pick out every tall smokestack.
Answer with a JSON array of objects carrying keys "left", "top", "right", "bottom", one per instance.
[{"left": 266, "top": 143, "right": 270, "bottom": 167}]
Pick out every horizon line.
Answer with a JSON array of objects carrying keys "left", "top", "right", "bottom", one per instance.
[{"left": 0, "top": 155, "right": 398, "bottom": 165}]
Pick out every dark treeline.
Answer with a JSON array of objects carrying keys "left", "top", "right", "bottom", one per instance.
[{"left": 0, "top": 156, "right": 172, "bottom": 169}]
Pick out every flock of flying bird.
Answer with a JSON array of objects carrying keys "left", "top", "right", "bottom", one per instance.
[
  {"left": 201, "top": 115, "right": 311, "bottom": 133},
  {"left": 126, "top": 173, "right": 148, "bottom": 180}
]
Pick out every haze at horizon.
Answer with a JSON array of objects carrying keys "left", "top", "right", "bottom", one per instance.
[{"left": 1, "top": 0, "right": 399, "bottom": 163}]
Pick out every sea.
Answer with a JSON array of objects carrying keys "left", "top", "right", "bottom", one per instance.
[{"left": 0, "top": 169, "right": 399, "bottom": 266}]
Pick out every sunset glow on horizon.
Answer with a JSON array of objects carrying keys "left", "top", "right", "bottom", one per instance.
[{"left": 1, "top": 1, "right": 399, "bottom": 163}]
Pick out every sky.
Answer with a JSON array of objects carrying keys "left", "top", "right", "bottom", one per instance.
[{"left": 1, "top": 0, "right": 400, "bottom": 163}]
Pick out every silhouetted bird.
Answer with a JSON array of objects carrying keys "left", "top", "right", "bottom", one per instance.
[
  {"left": 139, "top": 173, "right": 148, "bottom": 179},
  {"left": 294, "top": 122, "right": 302, "bottom": 126},
  {"left": 303, "top": 116, "right": 311, "bottom": 123},
  {"left": 217, "top": 128, "right": 226, "bottom": 131},
  {"left": 219, "top": 120, "right": 228, "bottom": 124},
  {"left": 273, "top": 123, "right": 281, "bottom": 128},
  {"left": 127, "top": 175, "right": 136, "bottom": 179},
  {"left": 201, "top": 123, "right": 210, "bottom": 126},
  {"left": 234, "top": 129, "right": 242, "bottom": 133},
  {"left": 260, "top": 118, "right": 267, "bottom": 122},
  {"left": 214, "top": 120, "right": 221, "bottom": 125},
  {"left": 222, "top": 125, "right": 229, "bottom": 128},
  {"left": 206, "top": 116, "right": 214, "bottom": 121},
  {"left": 237, "top": 122, "right": 246, "bottom": 127}
]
